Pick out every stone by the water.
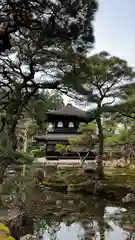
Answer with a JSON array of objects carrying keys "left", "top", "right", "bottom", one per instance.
[
  {"left": 20, "top": 234, "right": 37, "bottom": 240},
  {"left": 122, "top": 193, "right": 135, "bottom": 203},
  {"left": 93, "top": 181, "right": 107, "bottom": 195},
  {"left": 35, "top": 170, "right": 45, "bottom": 182}
]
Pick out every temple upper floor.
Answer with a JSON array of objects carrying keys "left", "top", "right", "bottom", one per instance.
[{"left": 47, "top": 121, "right": 86, "bottom": 133}]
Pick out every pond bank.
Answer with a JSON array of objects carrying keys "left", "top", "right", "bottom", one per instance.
[
  {"left": 0, "top": 208, "right": 34, "bottom": 240},
  {"left": 1, "top": 194, "right": 134, "bottom": 240},
  {"left": 40, "top": 168, "right": 135, "bottom": 202}
]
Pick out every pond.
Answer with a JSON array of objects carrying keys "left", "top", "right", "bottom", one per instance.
[
  {"left": 2, "top": 171, "right": 135, "bottom": 240},
  {"left": 24, "top": 191, "right": 135, "bottom": 240}
]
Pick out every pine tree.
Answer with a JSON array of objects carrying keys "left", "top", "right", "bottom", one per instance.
[{"left": 61, "top": 51, "right": 135, "bottom": 178}]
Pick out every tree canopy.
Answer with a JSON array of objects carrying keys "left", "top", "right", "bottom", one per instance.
[
  {"left": 58, "top": 51, "right": 135, "bottom": 178},
  {"left": 0, "top": 0, "right": 99, "bottom": 182},
  {"left": 26, "top": 90, "right": 64, "bottom": 126},
  {"left": 0, "top": 0, "right": 98, "bottom": 53}
]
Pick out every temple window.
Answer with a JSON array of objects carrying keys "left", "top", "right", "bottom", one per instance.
[
  {"left": 68, "top": 122, "right": 74, "bottom": 128},
  {"left": 57, "top": 121, "right": 63, "bottom": 128}
]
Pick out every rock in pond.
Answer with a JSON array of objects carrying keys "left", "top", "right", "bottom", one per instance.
[
  {"left": 67, "top": 180, "right": 107, "bottom": 195},
  {"left": 122, "top": 193, "right": 135, "bottom": 203},
  {"left": 35, "top": 170, "right": 45, "bottom": 183},
  {"left": 93, "top": 181, "right": 107, "bottom": 195},
  {"left": 20, "top": 234, "right": 37, "bottom": 240}
]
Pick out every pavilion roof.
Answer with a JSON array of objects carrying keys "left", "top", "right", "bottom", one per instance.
[
  {"left": 35, "top": 133, "right": 78, "bottom": 141},
  {"left": 47, "top": 103, "right": 88, "bottom": 119}
]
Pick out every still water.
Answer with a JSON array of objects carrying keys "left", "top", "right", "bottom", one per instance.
[
  {"left": 40, "top": 207, "right": 132, "bottom": 240},
  {"left": 25, "top": 191, "right": 135, "bottom": 240}
]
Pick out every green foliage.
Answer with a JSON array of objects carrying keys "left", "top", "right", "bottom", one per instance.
[
  {"left": 105, "top": 123, "right": 135, "bottom": 146},
  {"left": 27, "top": 120, "right": 41, "bottom": 137},
  {"left": 0, "top": 0, "right": 98, "bottom": 182},
  {"left": 60, "top": 51, "right": 135, "bottom": 175},
  {"left": 103, "top": 118, "right": 135, "bottom": 161},
  {"left": 30, "top": 148, "right": 45, "bottom": 157},
  {"left": 27, "top": 90, "right": 64, "bottom": 129},
  {"left": 0, "top": 150, "right": 34, "bottom": 166},
  {"left": 56, "top": 144, "right": 72, "bottom": 155},
  {"left": 4, "top": 151, "right": 35, "bottom": 165},
  {"left": 56, "top": 123, "right": 97, "bottom": 163},
  {"left": 20, "top": 152, "right": 35, "bottom": 165},
  {"left": 61, "top": 51, "right": 135, "bottom": 118}
]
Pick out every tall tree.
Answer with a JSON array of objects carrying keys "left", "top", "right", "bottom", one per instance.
[
  {"left": 0, "top": 0, "right": 98, "bottom": 183},
  {"left": 61, "top": 51, "right": 135, "bottom": 178}
]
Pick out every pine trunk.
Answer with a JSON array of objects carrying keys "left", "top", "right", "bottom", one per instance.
[
  {"left": 0, "top": 162, "right": 8, "bottom": 184},
  {"left": 96, "top": 117, "right": 104, "bottom": 179},
  {"left": 0, "top": 120, "right": 17, "bottom": 184}
]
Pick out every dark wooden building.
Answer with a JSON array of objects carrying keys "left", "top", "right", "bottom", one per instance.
[{"left": 35, "top": 103, "right": 96, "bottom": 160}]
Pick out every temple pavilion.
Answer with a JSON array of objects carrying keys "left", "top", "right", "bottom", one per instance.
[{"left": 35, "top": 103, "right": 96, "bottom": 160}]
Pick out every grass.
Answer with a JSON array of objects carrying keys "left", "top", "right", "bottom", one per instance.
[{"left": 104, "top": 167, "right": 135, "bottom": 188}]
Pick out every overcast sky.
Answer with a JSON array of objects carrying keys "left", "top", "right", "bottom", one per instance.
[{"left": 92, "top": 0, "right": 135, "bottom": 68}]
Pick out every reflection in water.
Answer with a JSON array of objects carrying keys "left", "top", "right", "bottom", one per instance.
[
  {"left": 41, "top": 219, "right": 129, "bottom": 240},
  {"left": 25, "top": 192, "right": 135, "bottom": 240},
  {"left": 43, "top": 223, "right": 84, "bottom": 240}
]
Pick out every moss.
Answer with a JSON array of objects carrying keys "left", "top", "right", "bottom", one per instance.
[
  {"left": 103, "top": 177, "right": 135, "bottom": 200},
  {"left": 67, "top": 181, "right": 94, "bottom": 194},
  {"left": 0, "top": 223, "right": 10, "bottom": 235},
  {"left": 105, "top": 167, "right": 135, "bottom": 181},
  {"left": 41, "top": 168, "right": 135, "bottom": 200},
  {"left": 67, "top": 184, "right": 85, "bottom": 193},
  {"left": 43, "top": 170, "right": 97, "bottom": 186},
  {"left": 43, "top": 177, "right": 66, "bottom": 185},
  {"left": 0, "top": 237, "right": 14, "bottom": 240},
  {"left": 0, "top": 223, "right": 15, "bottom": 240},
  {"left": 42, "top": 177, "right": 67, "bottom": 192},
  {"left": 64, "top": 172, "right": 93, "bottom": 185},
  {"left": 42, "top": 179, "right": 49, "bottom": 185},
  {"left": 105, "top": 168, "right": 135, "bottom": 188},
  {"left": 103, "top": 168, "right": 135, "bottom": 199}
]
